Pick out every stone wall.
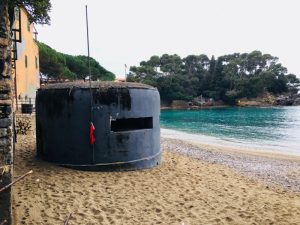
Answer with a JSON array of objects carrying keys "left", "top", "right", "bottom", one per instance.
[{"left": 0, "top": 0, "right": 14, "bottom": 224}]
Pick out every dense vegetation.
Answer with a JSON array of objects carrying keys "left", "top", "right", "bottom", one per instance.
[
  {"left": 8, "top": 0, "right": 51, "bottom": 24},
  {"left": 38, "top": 42, "right": 115, "bottom": 81},
  {"left": 127, "top": 51, "right": 300, "bottom": 104}
]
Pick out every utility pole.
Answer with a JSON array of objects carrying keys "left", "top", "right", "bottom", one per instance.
[{"left": 85, "top": 5, "right": 95, "bottom": 163}]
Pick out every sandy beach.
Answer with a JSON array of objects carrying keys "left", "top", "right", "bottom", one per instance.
[{"left": 12, "top": 128, "right": 300, "bottom": 225}]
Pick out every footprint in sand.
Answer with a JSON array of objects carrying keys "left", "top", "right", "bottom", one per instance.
[
  {"left": 51, "top": 194, "right": 60, "bottom": 198},
  {"left": 225, "top": 216, "right": 233, "bottom": 222},
  {"left": 116, "top": 207, "right": 125, "bottom": 214},
  {"left": 214, "top": 218, "right": 221, "bottom": 223},
  {"left": 107, "top": 208, "right": 116, "bottom": 214},
  {"left": 96, "top": 215, "right": 104, "bottom": 222},
  {"left": 75, "top": 212, "right": 85, "bottom": 218},
  {"left": 107, "top": 216, "right": 116, "bottom": 225},
  {"left": 155, "top": 208, "right": 162, "bottom": 213},
  {"left": 91, "top": 208, "right": 101, "bottom": 215}
]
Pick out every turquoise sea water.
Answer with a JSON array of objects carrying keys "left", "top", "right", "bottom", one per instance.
[{"left": 160, "top": 106, "right": 300, "bottom": 155}]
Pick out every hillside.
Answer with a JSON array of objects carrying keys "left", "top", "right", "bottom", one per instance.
[
  {"left": 38, "top": 42, "right": 115, "bottom": 81},
  {"left": 128, "top": 51, "right": 300, "bottom": 105}
]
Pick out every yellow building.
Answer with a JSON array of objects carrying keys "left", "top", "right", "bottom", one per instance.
[{"left": 12, "top": 7, "right": 40, "bottom": 105}]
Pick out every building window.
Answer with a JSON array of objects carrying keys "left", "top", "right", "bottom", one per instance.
[
  {"left": 35, "top": 56, "right": 38, "bottom": 68},
  {"left": 25, "top": 55, "right": 28, "bottom": 68},
  {"left": 27, "top": 20, "right": 30, "bottom": 32},
  {"left": 14, "top": 7, "right": 20, "bottom": 20}
]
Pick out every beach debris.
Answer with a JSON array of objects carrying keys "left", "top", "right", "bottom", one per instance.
[
  {"left": 16, "top": 116, "right": 32, "bottom": 135},
  {"left": 0, "top": 170, "right": 33, "bottom": 193},
  {"left": 64, "top": 212, "right": 73, "bottom": 225},
  {"left": 0, "top": 165, "right": 10, "bottom": 176},
  {"left": 0, "top": 219, "right": 7, "bottom": 225}
]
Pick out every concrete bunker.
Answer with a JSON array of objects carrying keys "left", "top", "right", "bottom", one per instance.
[{"left": 36, "top": 81, "right": 161, "bottom": 171}]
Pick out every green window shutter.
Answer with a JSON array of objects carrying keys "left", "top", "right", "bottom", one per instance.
[
  {"left": 35, "top": 56, "right": 38, "bottom": 68},
  {"left": 14, "top": 7, "right": 20, "bottom": 20},
  {"left": 25, "top": 55, "right": 28, "bottom": 68}
]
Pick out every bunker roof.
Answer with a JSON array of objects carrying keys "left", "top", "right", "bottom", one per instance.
[{"left": 40, "top": 81, "right": 155, "bottom": 90}]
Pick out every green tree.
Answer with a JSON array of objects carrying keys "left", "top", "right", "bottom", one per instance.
[
  {"left": 9, "top": 0, "right": 51, "bottom": 24},
  {"left": 38, "top": 42, "right": 115, "bottom": 81},
  {"left": 129, "top": 52, "right": 297, "bottom": 104},
  {"left": 76, "top": 55, "right": 115, "bottom": 80},
  {"left": 160, "top": 54, "right": 182, "bottom": 76},
  {"left": 183, "top": 54, "right": 209, "bottom": 75},
  {"left": 38, "top": 42, "right": 66, "bottom": 79}
]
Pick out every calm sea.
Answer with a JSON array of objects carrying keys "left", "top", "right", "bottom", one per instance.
[{"left": 160, "top": 106, "right": 300, "bottom": 155}]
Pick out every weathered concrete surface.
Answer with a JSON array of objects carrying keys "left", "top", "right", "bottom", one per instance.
[
  {"left": 0, "top": 0, "right": 13, "bottom": 224},
  {"left": 36, "top": 82, "right": 161, "bottom": 171}
]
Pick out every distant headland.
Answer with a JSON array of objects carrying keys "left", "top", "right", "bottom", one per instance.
[{"left": 127, "top": 51, "right": 300, "bottom": 108}]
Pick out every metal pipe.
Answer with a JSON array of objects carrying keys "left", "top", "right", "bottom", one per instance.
[{"left": 85, "top": 5, "right": 95, "bottom": 163}]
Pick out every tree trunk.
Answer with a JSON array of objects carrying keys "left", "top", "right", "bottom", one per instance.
[{"left": 0, "top": 0, "right": 14, "bottom": 224}]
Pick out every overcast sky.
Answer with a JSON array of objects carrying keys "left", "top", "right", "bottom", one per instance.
[{"left": 36, "top": 0, "right": 300, "bottom": 78}]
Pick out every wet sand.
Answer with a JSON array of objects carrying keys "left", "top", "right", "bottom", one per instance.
[{"left": 12, "top": 130, "right": 300, "bottom": 225}]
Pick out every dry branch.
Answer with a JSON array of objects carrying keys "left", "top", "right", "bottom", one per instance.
[
  {"left": 64, "top": 212, "right": 73, "bottom": 225},
  {"left": 16, "top": 117, "right": 32, "bottom": 135},
  {"left": 0, "top": 170, "right": 33, "bottom": 193}
]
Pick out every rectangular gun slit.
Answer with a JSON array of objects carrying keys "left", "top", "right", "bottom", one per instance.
[{"left": 111, "top": 117, "right": 153, "bottom": 132}]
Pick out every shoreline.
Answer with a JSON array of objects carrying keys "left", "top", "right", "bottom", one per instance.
[
  {"left": 161, "top": 105, "right": 228, "bottom": 110},
  {"left": 162, "top": 137, "right": 300, "bottom": 192},
  {"left": 161, "top": 128, "right": 300, "bottom": 159},
  {"left": 161, "top": 129, "right": 300, "bottom": 192},
  {"left": 161, "top": 104, "right": 300, "bottom": 110}
]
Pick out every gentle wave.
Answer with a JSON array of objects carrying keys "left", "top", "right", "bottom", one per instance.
[{"left": 160, "top": 106, "right": 300, "bottom": 156}]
